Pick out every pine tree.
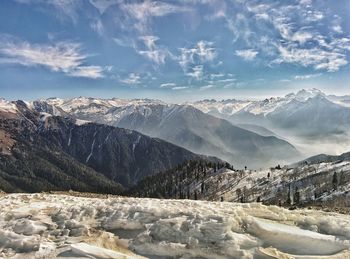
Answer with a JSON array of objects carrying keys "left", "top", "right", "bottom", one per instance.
[
  {"left": 286, "top": 184, "right": 291, "bottom": 205},
  {"left": 294, "top": 187, "right": 300, "bottom": 205},
  {"left": 332, "top": 172, "right": 338, "bottom": 190}
]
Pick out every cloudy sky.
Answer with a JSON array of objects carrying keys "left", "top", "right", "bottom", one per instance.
[{"left": 0, "top": 0, "right": 350, "bottom": 101}]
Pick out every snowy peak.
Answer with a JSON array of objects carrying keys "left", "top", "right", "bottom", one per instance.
[
  {"left": 190, "top": 88, "right": 334, "bottom": 117},
  {"left": 286, "top": 88, "right": 326, "bottom": 102},
  {"left": 43, "top": 97, "right": 166, "bottom": 114},
  {"left": 188, "top": 99, "right": 252, "bottom": 115},
  {"left": 0, "top": 98, "right": 18, "bottom": 114}
]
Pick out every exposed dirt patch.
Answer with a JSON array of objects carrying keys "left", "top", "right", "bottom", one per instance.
[{"left": 0, "top": 129, "right": 15, "bottom": 155}]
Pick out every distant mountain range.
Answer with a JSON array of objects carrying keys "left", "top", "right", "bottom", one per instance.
[
  {"left": 188, "top": 88, "right": 350, "bottom": 138},
  {"left": 34, "top": 97, "right": 300, "bottom": 168},
  {"left": 0, "top": 100, "right": 217, "bottom": 193},
  {"left": 1, "top": 93, "right": 349, "bottom": 206}
]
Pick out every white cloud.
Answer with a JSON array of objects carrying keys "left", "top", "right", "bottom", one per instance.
[
  {"left": 137, "top": 36, "right": 170, "bottom": 65},
  {"left": 200, "top": 84, "right": 215, "bottom": 90},
  {"left": 332, "top": 25, "right": 343, "bottom": 34},
  {"left": 196, "top": 41, "right": 217, "bottom": 62},
  {"left": 119, "top": 73, "right": 141, "bottom": 84},
  {"left": 120, "top": 0, "right": 191, "bottom": 33},
  {"left": 113, "top": 37, "right": 134, "bottom": 48},
  {"left": 90, "top": 19, "right": 104, "bottom": 36},
  {"left": 89, "top": 0, "right": 120, "bottom": 14},
  {"left": 0, "top": 38, "right": 104, "bottom": 79},
  {"left": 291, "top": 31, "right": 313, "bottom": 44},
  {"left": 186, "top": 65, "right": 203, "bottom": 80},
  {"left": 179, "top": 41, "right": 217, "bottom": 71},
  {"left": 210, "top": 73, "right": 225, "bottom": 79},
  {"left": 235, "top": 49, "right": 258, "bottom": 61},
  {"left": 217, "top": 78, "right": 236, "bottom": 83},
  {"left": 14, "top": 0, "right": 81, "bottom": 23},
  {"left": 160, "top": 83, "right": 176, "bottom": 88},
  {"left": 304, "top": 10, "right": 324, "bottom": 22},
  {"left": 68, "top": 66, "right": 104, "bottom": 79},
  {"left": 172, "top": 86, "right": 188, "bottom": 90},
  {"left": 274, "top": 45, "right": 348, "bottom": 72},
  {"left": 294, "top": 73, "right": 322, "bottom": 80}
]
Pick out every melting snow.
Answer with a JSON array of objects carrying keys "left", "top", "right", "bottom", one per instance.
[
  {"left": 75, "top": 119, "right": 90, "bottom": 126},
  {"left": 0, "top": 193, "right": 349, "bottom": 258},
  {"left": 132, "top": 135, "right": 141, "bottom": 153},
  {"left": 86, "top": 132, "right": 97, "bottom": 163}
]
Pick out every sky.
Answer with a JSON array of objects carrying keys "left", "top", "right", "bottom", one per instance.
[{"left": 0, "top": 0, "right": 350, "bottom": 102}]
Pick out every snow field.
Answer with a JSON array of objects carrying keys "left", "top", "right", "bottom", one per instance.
[{"left": 0, "top": 193, "right": 349, "bottom": 258}]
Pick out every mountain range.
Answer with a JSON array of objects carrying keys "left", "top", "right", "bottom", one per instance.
[
  {"left": 189, "top": 89, "right": 350, "bottom": 137},
  {"left": 1, "top": 90, "right": 349, "bottom": 208},
  {"left": 0, "top": 99, "right": 217, "bottom": 192},
  {"left": 34, "top": 97, "right": 300, "bottom": 168}
]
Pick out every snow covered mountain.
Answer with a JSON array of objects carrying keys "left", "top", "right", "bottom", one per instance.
[
  {"left": 0, "top": 193, "right": 349, "bottom": 258},
  {"left": 131, "top": 150, "right": 350, "bottom": 209},
  {"left": 189, "top": 89, "right": 350, "bottom": 137},
  {"left": 189, "top": 88, "right": 327, "bottom": 118},
  {"left": 0, "top": 99, "right": 218, "bottom": 192},
  {"left": 34, "top": 98, "right": 300, "bottom": 168},
  {"left": 189, "top": 89, "right": 350, "bottom": 157}
]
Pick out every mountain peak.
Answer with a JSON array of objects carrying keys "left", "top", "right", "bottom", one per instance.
[
  {"left": 0, "top": 98, "right": 18, "bottom": 114},
  {"left": 286, "top": 88, "right": 325, "bottom": 102}
]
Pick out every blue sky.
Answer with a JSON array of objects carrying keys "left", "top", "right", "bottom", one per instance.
[{"left": 0, "top": 0, "right": 350, "bottom": 101}]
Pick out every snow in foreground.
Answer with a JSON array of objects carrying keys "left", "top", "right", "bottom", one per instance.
[{"left": 0, "top": 194, "right": 349, "bottom": 259}]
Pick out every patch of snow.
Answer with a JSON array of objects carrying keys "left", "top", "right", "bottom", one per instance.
[
  {"left": 86, "top": 131, "right": 97, "bottom": 163},
  {"left": 0, "top": 194, "right": 349, "bottom": 258},
  {"left": 75, "top": 119, "right": 90, "bottom": 126},
  {"left": 70, "top": 243, "right": 143, "bottom": 259},
  {"left": 67, "top": 128, "right": 72, "bottom": 146},
  {"left": 132, "top": 135, "right": 141, "bottom": 153},
  {"left": 0, "top": 98, "right": 18, "bottom": 114},
  {"left": 39, "top": 112, "right": 52, "bottom": 122}
]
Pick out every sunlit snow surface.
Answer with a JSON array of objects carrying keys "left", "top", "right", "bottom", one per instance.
[{"left": 0, "top": 194, "right": 349, "bottom": 258}]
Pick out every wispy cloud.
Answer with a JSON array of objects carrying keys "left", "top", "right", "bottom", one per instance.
[
  {"left": 0, "top": 38, "right": 105, "bottom": 79},
  {"left": 186, "top": 65, "right": 203, "bottom": 80},
  {"left": 14, "top": 0, "right": 81, "bottom": 23},
  {"left": 119, "top": 73, "right": 141, "bottom": 85},
  {"left": 199, "top": 84, "right": 215, "bottom": 90},
  {"left": 172, "top": 86, "right": 188, "bottom": 90},
  {"left": 240, "top": 1, "right": 350, "bottom": 72},
  {"left": 90, "top": 19, "right": 104, "bottom": 36},
  {"left": 332, "top": 25, "right": 343, "bottom": 34},
  {"left": 179, "top": 40, "right": 217, "bottom": 71},
  {"left": 120, "top": 0, "right": 191, "bottom": 34},
  {"left": 137, "top": 36, "right": 170, "bottom": 65},
  {"left": 274, "top": 44, "right": 348, "bottom": 72},
  {"left": 235, "top": 49, "right": 258, "bottom": 61},
  {"left": 89, "top": 0, "right": 120, "bottom": 14},
  {"left": 294, "top": 73, "right": 322, "bottom": 80},
  {"left": 160, "top": 83, "right": 176, "bottom": 88},
  {"left": 68, "top": 66, "right": 104, "bottom": 79}
]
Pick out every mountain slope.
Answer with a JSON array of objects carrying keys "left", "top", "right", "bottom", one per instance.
[
  {"left": 190, "top": 89, "right": 350, "bottom": 138},
  {"left": 130, "top": 150, "right": 350, "bottom": 208},
  {"left": 268, "top": 95, "right": 350, "bottom": 136},
  {"left": 37, "top": 98, "right": 300, "bottom": 168},
  {"left": 0, "top": 99, "right": 217, "bottom": 192}
]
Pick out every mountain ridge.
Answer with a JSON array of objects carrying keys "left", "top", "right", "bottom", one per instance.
[
  {"left": 33, "top": 97, "right": 300, "bottom": 168},
  {"left": 0, "top": 100, "right": 220, "bottom": 192}
]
